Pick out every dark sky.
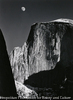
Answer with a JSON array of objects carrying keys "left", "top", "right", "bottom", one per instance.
[{"left": 0, "top": 0, "right": 73, "bottom": 54}]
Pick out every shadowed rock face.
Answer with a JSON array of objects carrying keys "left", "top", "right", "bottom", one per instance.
[
  {"left": 24, "top": 61, "right": 65, "bottom": 88},
  {"left": 0, "top": 30, "right": 17, "bottom": 97},
  {"left": 24, "top": 61, "right": 73, "bottom": 97},
  {"left": 10, "top": 19, "right": 73, "bottom": 84}
]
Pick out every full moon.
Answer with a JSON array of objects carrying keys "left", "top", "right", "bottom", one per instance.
[{"left": 21, "top": 7, "right": 26, "bottom": 11}]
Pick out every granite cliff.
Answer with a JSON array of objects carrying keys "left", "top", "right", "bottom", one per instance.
[
  {"left": 15, "top": 80, "right": 38, "bottom": 99},
  {"left": 10, "top": 19, "right": 73, "bottom": 85}
]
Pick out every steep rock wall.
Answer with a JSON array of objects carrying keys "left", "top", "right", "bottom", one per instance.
[
  {"left": 10, "top": 19, "right": 73, "bottom": 84},
  {"left": 10, "top": 43, "right": 28, "bottom": 83}
]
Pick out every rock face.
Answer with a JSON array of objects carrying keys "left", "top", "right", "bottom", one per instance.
[
  {"left": 0, "top": 30, "right": 17, "bottom": 97},
  {"left": 15, "top": 80, "right": 38, "bottom": 99},
  {"left": 10, "top": 18, "right": 73, "bottom": 84},
  {"left": 10, "top": 43, "right": 28, "bottom": 83}
]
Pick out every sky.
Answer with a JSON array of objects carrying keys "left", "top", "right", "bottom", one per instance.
[{"left": 0, "top": 0, "right": 73, "bottom": 54}]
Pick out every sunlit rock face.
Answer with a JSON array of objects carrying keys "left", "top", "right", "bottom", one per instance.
[
  {"left": 27, "top": 22, "right": 63, "bottom": 75},
  {"left": 10, "top": 18, "right": 73, "bottom": 84},
  {"left": 10, "top": 43, "right": 28, "bottom": 83},
  {"left": 15, "top": 81, "right": 38, "bottom": 99}
]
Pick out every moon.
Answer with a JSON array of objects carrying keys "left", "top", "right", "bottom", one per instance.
[{"left": 21, "top": 7, "right": 26, "bottom": 11}]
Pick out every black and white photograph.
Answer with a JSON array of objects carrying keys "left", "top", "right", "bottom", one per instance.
[{"left": 0, "top": 0, "right": 73, "bottom": 99}]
